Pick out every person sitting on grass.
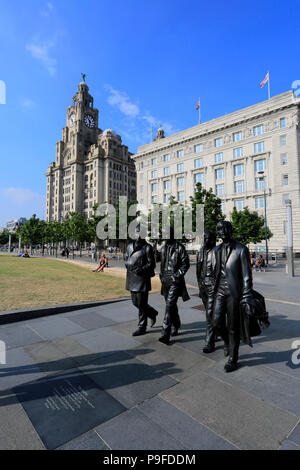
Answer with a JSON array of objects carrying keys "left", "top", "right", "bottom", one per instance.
[
  {"left": 23, "top": 250, "right": 30, "bottom": 258},
  {"left": 92, "top": 253, "right": 108, "bottom": 272}
]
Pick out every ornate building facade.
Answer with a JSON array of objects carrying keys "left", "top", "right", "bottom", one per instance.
[
  {"left": 133, "top": 91, "right": 300, "bottom": 252},
  {"left": 46, "top": 81, "right": 136, "bottom": 222}
]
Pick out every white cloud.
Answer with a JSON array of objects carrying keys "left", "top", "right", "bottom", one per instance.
[
  {"left": 0, "top": 188, "right": 45, "bottom": 226},
  {"left": 26, "top": 38, "right": 57, "bottom": 76},
  {"left": 104, "top": 85, "right": 140, "bottom": 117},
  {"left": 21, "top": 98, "right": 35, "bottom": 108},
  {"left": 40, "top": 2, "right": 54, "bottom": 17}
]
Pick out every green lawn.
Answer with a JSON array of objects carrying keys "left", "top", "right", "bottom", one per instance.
[{"left": 0, "top": 255, "right": 130, "bottom": 311}]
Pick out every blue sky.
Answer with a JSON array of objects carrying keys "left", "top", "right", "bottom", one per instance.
[{"left": 0, "top": 0, "right": 299, "bottom": 227}]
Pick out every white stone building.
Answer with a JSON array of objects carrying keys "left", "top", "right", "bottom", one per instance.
[
  {"left": 46, "top": 81, "right": 136, "bottom": 222},
  {"left": 132, "top": 91, "right": 300, "bottom": 253}
]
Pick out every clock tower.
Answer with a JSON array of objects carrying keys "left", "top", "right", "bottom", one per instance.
[{"left": 46, "top": 80, "right": 136, "bottom": 223}]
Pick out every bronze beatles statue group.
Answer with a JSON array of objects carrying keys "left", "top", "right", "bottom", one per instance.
[{"left": 125, "top": 221, "right": 269, "bottom": 373}]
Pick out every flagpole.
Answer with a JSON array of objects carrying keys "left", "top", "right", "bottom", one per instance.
[
  {"left": 268, "top": 71, "right": 270, "bottom": 100},
  {"left": 198, "top": 96, "right": 201, "bottom": 124}
]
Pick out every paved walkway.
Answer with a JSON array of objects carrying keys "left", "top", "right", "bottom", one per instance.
[{"left": 0, "top": 265, "right": 300, "bottom": 450}]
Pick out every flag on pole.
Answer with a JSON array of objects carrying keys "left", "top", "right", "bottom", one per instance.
[
  {"left": 196, "top": 98, "right": 200, "bottom": 110},
  {"left": 260, "top": 71, "right": 269, "bottom": 88}
]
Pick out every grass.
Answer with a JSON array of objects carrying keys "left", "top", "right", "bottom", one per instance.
[{"left": 0, "top": 254, "right": 160, "bottom": 311}]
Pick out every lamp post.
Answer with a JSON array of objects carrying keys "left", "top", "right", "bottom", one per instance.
[
  {"left": 258, "top": 171, "right": 268, "bottom": 265},
  {"left": 285, "top": 199, "right": 295, "bottom": 277}
]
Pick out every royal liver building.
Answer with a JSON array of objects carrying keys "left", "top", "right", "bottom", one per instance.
[
  {"left": 46, "top": 81, "right": 136, "bottom": 222},
  {"left": 133, "top": 91, "right": 300, "bottom": 253}
]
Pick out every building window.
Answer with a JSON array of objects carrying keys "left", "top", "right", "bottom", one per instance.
[
  {"left": 220, "top": 202, "right": 225, "bottom": 213},
  {"left": 233, "top": 131, "right": 242, "bottom": 142},
  {"left": 234, "top": 199, "right": 245, "bottom": 211},
  {"left": 281, "top": 153, "right": 288, "bottom": 165},
  {"left": 233, "top": 147, "right": 243, "bottom": 159},
  {"left": 194, "top": 173, "right": 204, "bottom": 184},
  {"left": 280, "top": 135, "right": 286, "bottom": 146},
  {"left": 194, "top": 158, "right": 203, "bottom": 168},
  {"left": 177, "top": 190, "right": 184, "bottom": 201},
  {"left": 280, "top": 118, "right": 286, "bottom": 128},
  {"left": 140, "top": 185, "right": 144, "bottom": 193},
  {"left": 234, "top": 180, "right": 245, "bottom": 193},
  {"left": 164, "top": 167, "right": 170, "bottom": 176},
  {"left": 255, "top": 176, "right": 267, "bottom": 190},
  {"left": 177, "top": 163, "right": 184, "bottom": 172},
  {"left": 151, "top": 170, "right": 157, "bottom": 178},
  {"left": 152, "top": 195, "right": 158, "bottom": 203},
  {"left": 195, "top": 144, "right": 203, "bottom": 153},
  {"left": 177, "top": 177, "right": 184, "bottom": 187},
  {"left": 283, "top": 193, "right": 289, "bottom": 205},
  {"left": 163, "top": 193, "right": 171, "bottom": 203},
  {"left": 255, "top": 159, "right": 266, "bottom": 172},
  {"left": 255, "top": 196, "right": 265, "bottom": 209},
  {"left": 152, "top": 183, "right": 157, "bottom": 192},
  {"left": 152, "top": 158, "right": 157, "bottom": 166},
  {"left": 254, "top": 141, "right": 265, "bottom": 153},
  {"left": 215, "top": 152, "right": 223, "bottom": 163},
  {"left": 282, "top": 174, "right": 289, "bottom": 186},
  {"left": 253, "top": 125, "right": 264, "bottom": 136},
  {"left": 215, "top": 184, "right": 225, "bottom": 196},
  {"left": 177, "top": 149, "right": 183, "bottom": 158},
  {"left": 215, "top": 168, "right": 224, "bottom": 179},
  {"left": 215, "top": 137, "right": 223, "bottom": 148},
  {"left": 164, "top": 154, "right": 170, "bottom": 162},
  {"left": 164, "top": 180, "right": 170, "bottom": 190},
  {"left": 234, "top": 164, "right": 244, "bottom": 176}
]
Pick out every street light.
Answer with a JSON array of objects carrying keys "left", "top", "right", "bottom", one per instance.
[{"left": 257, "top": 171, "right": 268, "bottom": 265}]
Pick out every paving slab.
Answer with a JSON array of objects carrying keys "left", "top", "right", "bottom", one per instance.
[
  {"left": 65, "top": 311, "right": 117, "bottom": 330},
  {"left": 72, "top": 327, "right": 140, "bottom": 356},
  {"left": 79, "top": 350, "right": 178, "bottom": 408},
  {"left": 131, "top": 341, "right": 215, "bottom": 381},
  {"left": 24, "top": 341, "right": 77, "bottom": 376},
  {"left": 51, "top": 336, "right": 101, "bottom": 366},
  {"left": 0, "top": 324, "right": 43, "bottom": 349},
  {"left": 26, "top": 317, "right": 85, "bottom": 340},
  {"left": 280, "top": 440, "right": 300, "bottom": 450},
  {"left": 0, "top": 347, "right": 45, "bottom": 391},
  {"left": 138, "top": 396, "right": 237, "bottom": 450},
  {"left": 160, "top": 372, "right": 298, "bottom": 450},
  {"left": 205, "top": 361, "right": 300, "bottom": 416},
  {"left": 58, "top": 430, "right": 109, "bottom": 450},
  {"left": 0, "top": 390, "right": 45, "bottom": 449},
  {"left": 287, "top": 422, "right": 300, "bottom": 446},
  {"left": 13, "top": 368, "right": 126, "bottom": 449},
  {"left": 95, "top": 408, "right": 185, "bottom": 450}
]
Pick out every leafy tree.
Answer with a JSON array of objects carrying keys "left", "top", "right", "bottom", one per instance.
[
  {"left": 230, "top": 206, "right": 273, "bottom": 245},
  {"left": 64, "top": 212, "right": 87, "bottom": 257},
  {"left": 18, "top": 214, "right": 42, "bottom": 249},
  {"left": 0, "top": 230, "right": 10, "bottom": 246},
  {"left": 190, "top": 183, "right": 224, "bottom": 232}
]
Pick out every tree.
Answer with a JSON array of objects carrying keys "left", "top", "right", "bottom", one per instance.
[
  {"left": 64, "top": 212, "right": 87, "bottom": 257},
  {"left": 0, "top": 230, "right": 9, "bottom": 246},
  {"left": 190, "top": 183, "right": 224, "bottom": 232},
  {"left": 230, "top": 206, "right": 273, "bottom": 245},
  {"left": 18, "top": 214, "right": 42, "bottom": 249}
]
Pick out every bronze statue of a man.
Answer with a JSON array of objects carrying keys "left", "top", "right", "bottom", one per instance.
[
  {"left": 196, "top": 230, "right": 217, "bottom": 353},
  {"left": 125, "top": 226, "right": 158, "bottom": 336},
  {"left": 213, "top": 220, "right": 253, "bottom": 372},
  {"left": 159, "top": 227, "right": 190, "bottom": 345}
]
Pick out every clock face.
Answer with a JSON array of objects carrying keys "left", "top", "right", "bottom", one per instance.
[
  {"left": 84, "top": 114, "right": 95, "bottom": 128},
  {"left": 69, "top": 113, "right": 75, "bottom": 127}
]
